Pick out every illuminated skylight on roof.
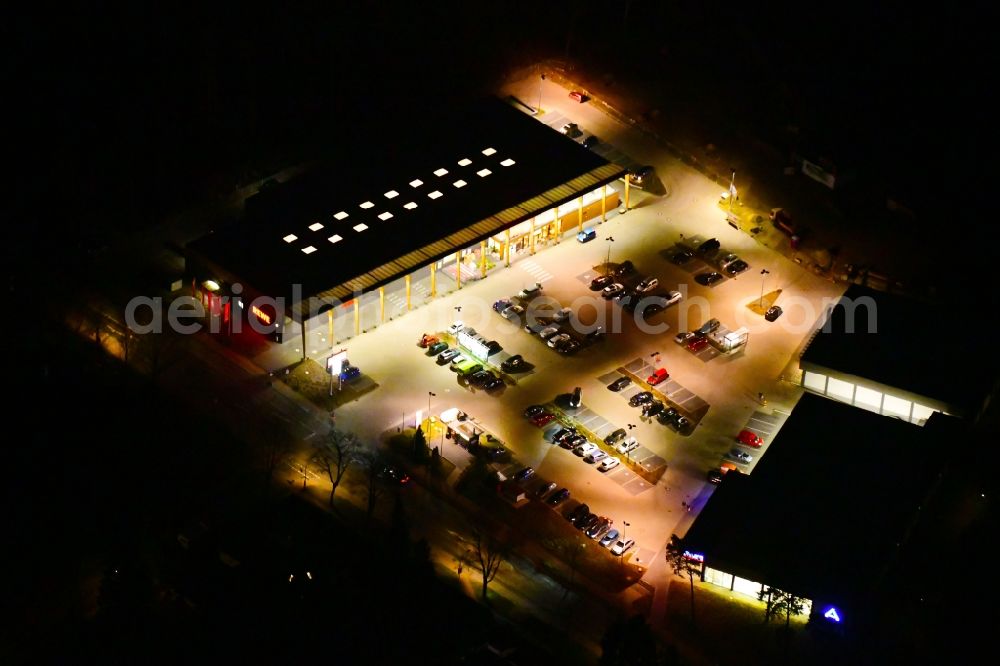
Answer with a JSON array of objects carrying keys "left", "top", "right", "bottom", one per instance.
[
  {"left": 302, "top": 246, "right": 317, "bottom": 254},
  {"left": 500, "top": 158, "right": 515, "bottom": 167},
  {"left": 453, "top": 180, "right": 467, "bottom": 188},
  {"left": 334, "top": 211, "right": 349, "bottom": 220},
  {"left": 428, "top": 190, "right": 443, "bottom": 199},
  {"left": 477, "top": 169, "right": 491, "bottom": 177},
  {"left": 283, "top": 234, "right": 298, "bottom": 243},
  {"left": 403, "top": 202, "right": 417, "bottom": 210},
  {"left": 384, "top": 190, "right": 399, "bottom": 199},
  {"left": 434, "top": 168, "right": 448, "bottom": 177},
  {"left": 457, "top": 158, "right": 472, "bottom": 166},
  {"left": 482, "top": 147, "right": 497, "bottom": 156},
  {"left": 328, "top": 234, "right": 343, "bottom": 244},
  {"left": 378, "top": 211, "right": 393, "bottom": 220},
  {"left": 409, "top": 179, "right": 423, "bottom": 187},
  {"left": 309, "top": 222, "right": 324, "bottom": 231},
  {"left": 360, "top": 201, "right": 374, "bottom": 209},
  {"left": 353, "top": 223, "right": 369, "bottom": 232}
]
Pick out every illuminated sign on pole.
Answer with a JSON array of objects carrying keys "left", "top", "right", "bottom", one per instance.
[
  {"left": 326, "top": 350, "right": 349, "bottom": 376},
  {"left": 823, "top": 607, "right": 842, "bottom": 623}
]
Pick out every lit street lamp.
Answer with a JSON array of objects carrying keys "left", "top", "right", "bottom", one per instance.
[
  {"left": 605, "top": 236, "right": 615, "bottom": 272},
  {"left": 759, "top": 269, "right": 771, "bottom": 310},
  {"left": 534, "top": 73, "right": 546, "bottom": 115},
  {"left": 620, "top": 520, "right": 631, "bottom": 565}
]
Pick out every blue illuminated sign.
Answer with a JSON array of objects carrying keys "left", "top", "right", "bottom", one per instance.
[
  {"left": 682, "top": 550, "right": 705, "bottom": 563},
  {"left": 823, "top": 607, "right": 842, "bottom": 623}
]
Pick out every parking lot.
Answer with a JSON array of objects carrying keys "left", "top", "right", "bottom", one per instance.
[{"left": 329, "top": 91, "right": 846, "bottom": 572}]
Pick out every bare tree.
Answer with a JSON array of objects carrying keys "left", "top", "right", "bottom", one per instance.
[
  {"left": 473, "top": 529, "right": 506, "bottom": 602},
  {"left": 665, "top": 534, "right": 700, "bottom": 627},
  {"left": 357, "top": 449, "right": 386, "bottom": 520},
  {"left": 758, "top": 587, "right": 806, "bottom": 628},
  {"left": 311, "top": 429, "right": 359, "bottom": 507}
]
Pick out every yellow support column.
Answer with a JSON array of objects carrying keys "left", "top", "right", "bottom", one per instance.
[
  {"left": 529, "top": 218, "right": 536, "bottom": 255},
  {"left": 505, "top": 229, "right": 511, "bottom": 267},
  {"left": 327, "top": 309, "right": 334, "bottom": 349},
  {"left": 430, "top": 263, "right": 436, "bottom": 296},
  {"left": 624, "top": 179, "right": 631, "bottom": 210},
  {"left": 455, "top": 251, "right": 462, "bottom": 289},
  {"left": 480, "top": 240, "right": 487, "bottom": 278},
  {"left": 577, "top": 195, "right": 584, "bottom": 232},
  {"left": 601, "top": 184, "right": 607, "bottom": 222},
  {"left": 405, "top": 275, "right": 411, "bottom": 311},
  {"left": 353, "top": 298, "right": 359, "bottom": 336},
  {"left": 554, "top": 205, "right": 560, "bottom": 239},
  {"left": 379, "top": 287, "right": 385, "bottom": 323}
]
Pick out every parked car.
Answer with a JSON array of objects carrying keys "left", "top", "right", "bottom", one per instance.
[
  {"left": 664, "top": 290, "right": 682, "bottom": 306},
  {"left": 378, "top": 465, "right": 411, "bottom": 486},
  {"left": 672, "top": 249, "right": 694, "bottom": 264},
  {"left": 449, "top": 354, "right": 469, "bottom": 369},
  {"left": 517, "top": 283, "right": 543, "bottom": 299},
  {"left": 607, "top": 376, "right": 632, "bottom": 392},
  {"left": 427, "top": 341, "right": 448, "bottom": 356},
  {"left": 437, "top": 348, "right": 461, "bottom": 364},
  {"left": 539, "top": 326, "right": 560, "bottom": 340},
  {"left": 728, "top": 448, "right": 753, "bottom": 464},
  {"left": 557, "top": 339, "right": 581, "bottom": 354},
  {"left": 604, "top": 428, "right": 627, "bottom": 446},
  {"left": 707, "top": 469, "right": 724, "bottom": 484},
  {"left": 569, "top": 90, "right": 588, "bottom": 103},
  {"left": 546, "top": 488, "right": 570, "bottom": 505},
  {"left": 613, "top": 260, "right": 635, "bottom": 277},
  {"left": 697, "top": 238, "right": 721, "bottom": 254},
  {"left": 687, "top": 335, "right": 709, "bottom": 353},
  {"left": 501, "top": 355, "right": 526, "bottom": 372},
  {"left": 657, "top": 407, "right": 679, "bottom": 425},
  {"left": 635, "top": 277, "right": 659, "bottom": 293},
  {"left": 532, "top": 412, "right": 556, "bottom": 427},
  {"left": 448, "top": 321, "right": 465, "bottom": 335},
  {"left": 523, "top": 404, "right": 546, "bottom": 418},
  {"left": 601, "top": 283, "right": 626, "bottom": 299},
  {"left": 646, "top": 368, "right": 669, "bottom": 385},
  {"left": 584, "top": 449, "right": 608, "bottom": 464},
  {"left": 718, "top": 253, "right": 739, "bottom": 269},
  {"left": 600, "top": 528, "right": 620, "bottom": 547},
  {"left": 578, "top": 514, "right": 600, "bottom": 532},
  {"left": 737, "top": 430, "right": 764, "bottom": 448},
  {"left": 697, "top": 318, "right": 721, "bottom": 335},
  {"left": 502, "top": 304, "right": 525, "bottom": 321},
  {"left": 586, "top": 517, "right": 611, "bottom": 539},
  {"left": 611, "top": 538, "right": 635, "bottom": 556},
  {"left": 468, "top": 370, "right": 494, "bottom": 387},
  {"left": 643, "top": 401, "right": 665, "bottom": 418},
  {"left": 547, "top": 333, "right": 571, "bottom": 348},
  {"left": 695, "top": 271, "right": 723, "bottom": 286},
  {"left": 493, "top": 298, "right": 512, "bottom": 313},
  {"left": 674, "top": 331, "right": 694, "bottom": 345},
  {"left": 590, "top": 274, "right": 614, "bottom": 290},
  {"left": 629, "top": 391, "right": 654, "bottom": 407},
  {"left": 483, "top": 376, "right": 504, "bottom": 391},
  {"left": 599, "top": 457, "right": 621, "bottom": 472},
  {"left": 535, "top": 481, "right": 557, "bottom": 498},
  {"left": 567, "top": 504, "right": 590, "bottom": 524},
  {"left": 615, "top": 437, "right": 639, "bottom": 455},
  {"left": 513, "top": 467, "right": 535, "bottom": 482},
  {"left": 561, "top": 122, "right": 582, "bottom": 137},
  {"left": 553, "top": 307, "right": 573, "bottom": 323},
  {"left": 726, "top": 259, "right": 749, "bottom": 276},
  {"left": 417, "top": 333, "right": 439, "bottom": 348},
  {"left": 553, "top": 427, "right": 578, "bottom": 444},
  {"left": 765, "top": 305, "right": 783, "bottom": 322},
  {"left": 340, "top": 364, "right": 361, "bottom": 381},
  {"left": 574, "top": 442, "right": 598, "bottom": 457},
  {"left": 563, "top": 434, "right": 587, "bottom": 449},
  {"left": 675, "top": 415, "right": 691, "bottom": 432},
  {"left": 577, "top": 227, "right": 597, "bottom": 243},
  {"left": 627, "top": 166, "right": 654, "bottom": 188},
  {"left": 582, "top": 135, "right": 599, "bottom": 148}
]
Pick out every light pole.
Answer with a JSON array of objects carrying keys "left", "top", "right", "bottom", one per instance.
[
  {"left": 620, "top": 520, "right": 631, "bottom": 565},
  {"left": 534, "top": 73, "right": 546, "bottom": 115},
  {"left": 727, "top": 169, "right": 737, "bottom": 217},
  {"left": 626, "top": 424, "right": 637, "bottom": 460},
  {"left": 649, "top": 351, "right": 661, "bottom": 367},
  {"left": 758, "top": 269, "right": 770, "bottom": 310},
  {"left": 605, "top": 236, "right": 614, "bottom": 272}
]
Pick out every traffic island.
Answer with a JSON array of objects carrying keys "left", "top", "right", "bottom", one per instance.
[{"left": 746, "top": 289, "right": 783, "bottom": 317}]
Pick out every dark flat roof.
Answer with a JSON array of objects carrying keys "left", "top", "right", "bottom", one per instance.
[
  {"left": 684, "top": 393, "right": 946, "bottom": 605},
  {"left": 188, "top": 97, "right": 622, "bottom": 304},
  {"left": 801, "top": 285, "right": 996, "bottom": 412}
]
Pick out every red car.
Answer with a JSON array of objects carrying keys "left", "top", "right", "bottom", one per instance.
[
  {"left": 737, "top": 429, "right": 764, "bottom": 448},
  {"left": 569, "top": 90, "right": 588, "bottom": 103},
  {"left": 417, "top": 333, "right": 439, "bottom": 348},
  {"left": 646, "top": 368, "right": 669, "bottom": 385},
  {"left": 531, "top": 412, "right": 556, "bottom": 427},
  {"left": 687, "top": 335, "right": 709, "bottom": 352}
]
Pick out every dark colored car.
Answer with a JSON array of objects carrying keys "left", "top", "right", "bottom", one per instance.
[
  {"left": 657, "top": 407, "right": 679, "bottom": 426},
  {"left": 379, "top": 465, "right": 411, "bottom": 486},
  {"left": 567, "top": 503, "right": 590, "bottom": 523},
  {"left": 707, "top": 469, "right": 724, "bottom": 484},
  {"left": 532, "top": 412, "right": 556, "bottom": 427},
  {"left": 437, "top": 348, "right": 461, "bottom": 364},
  {"left": 483, "top": 376, "right": 504, "bottom": 391},
  {"left": 643, "top": 401, "right": 665, "bottom": 418},
  {"left": 604, "top": 428, "right": 627, "bottom": 446},
  {"left": 563, "top": 434, "right": 587, "bottom": 449},
  {"left": 426, "top": 341, "right": 448, "bottom": 356},
  {"left": 469, "top": 370, "right": 495, "bottom": 387},
  {"left": 553, "top": 427, "right": 578, "bottom": 444},
  {"left": 628, "top": 165, "right": 654, "bottom": 187},
  {"left": 578, "top": 514, "right": 600, "bottom": 532},
  {"left": 513, "top": 467, "right": 535, "bottom": 482},
  {"left": 613, "top": 260, "right": 635, "bottom": 277},
  {"left": 672, "top": 249, "right": 694, "bottom": 265},
  {"left": 695, "top": 272, "right": 723, "bottom": 286},
  {"left": 725, "top": 259, "right": 749, "bottom": 276},
  {"left": 524, "top": 404, "right": 546, "bottom": 418},
  {"left": 697, "top": 238, "right": 721, "bottom": 254},
  {"left": 590, "top": 274, "right": 615, "bottom": 290},
  {"left": 501, "top": 354, "right": 526, "bottom": 372},
  {"left": 557, "top": 339, "right": 581, "bottom": 354},
  {"left": 340, "top": 364, "right": 361, "bottom": 381},
  {"left": 687, "top": 335, "right": 709, "bottom": 353},
  {"left": 586, "top": 517, "right": 611, "bottom": 539},
  {"left": 629, "top": 391, "right": 654, "bottom": 407},
  {"left": 607, "top": 376, "right": 632, "bottom": 392},
  {"left": 582, "top": 135, "right": 600, "bottom": 148},
  {"left": 535, "top": 481, "right": 557, "bottom": 498},
  {"left": 493, "top": 298, "right": 512, "bottom": 313},
  {"left": 546, "top": 488, "right": 571, "bottom": 506},
  {"left": 765, "top": 305, "right": 783, "bottom": 322}
]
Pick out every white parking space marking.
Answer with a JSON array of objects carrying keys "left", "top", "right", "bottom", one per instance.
[{"left": 519, "top": 259, "right": 554, "bottom": 283}]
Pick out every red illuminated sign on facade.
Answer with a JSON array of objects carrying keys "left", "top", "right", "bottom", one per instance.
[{"left": 252, "top": 305, "right": 272, "bottom": 325}]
